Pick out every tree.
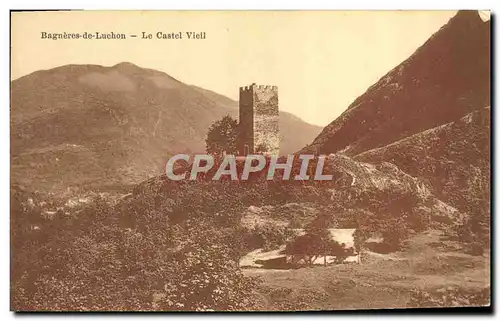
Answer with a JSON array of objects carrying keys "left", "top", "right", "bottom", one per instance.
[
  {"left": 286, "top": 215, "right": 350, "bottom": 267},
  {"left": 255, "top": 143, "right": 269, "bottom": 154},
  {"left": 328, "top": 241, "right": 351, "bottom": 264},
  {"left": 157, "top": 224, "right": 259, "bottom": 311},
  {"left": 158, "top": 243, "right": 258, "bottom": 311},
  {"left": 299, "top": 216, "right": 335, "bottom": 266},
  {"left": 205, "top": 115, "right": 238, "bottom": 155},
  {"left": 456, "top": 196, "right": 490, "bottom": 256},
  {"left": 380, "top": 216, "right": 408, "bottom": 251},
  {"left": 286, "top": 232, "right": 349, "bottom": 266},
  {"left": 286, "top": 234, "right": 321, "bottom": 266}
]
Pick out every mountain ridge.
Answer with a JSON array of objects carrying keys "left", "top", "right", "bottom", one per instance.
[
  {"left": 11, "top": 62, "right": 321, "bottom": 192},
  {"left": 302, "top": 10, "right": 490, "bottom": 156}
]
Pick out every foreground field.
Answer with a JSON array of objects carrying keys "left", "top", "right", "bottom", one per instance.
[{"left": 244, "top": 230, "right": 490, "bottom": 311}]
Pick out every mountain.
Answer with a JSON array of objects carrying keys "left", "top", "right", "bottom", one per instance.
[
  {"left": 11, "top": 62, "right": 321, "bottom": 192},
  {"left": 356, "top": 106, "right": 490, "bottom": 217},
  {"left": 300, "top": 10, "right": 490, "bottom": 220},
  {"left": 302, "top": 10, "right": 490, "bottom": 156}
]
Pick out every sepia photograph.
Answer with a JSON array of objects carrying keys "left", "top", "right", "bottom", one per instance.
[{"left": 9, "top": 9, "right": 491, "bottom": 312}]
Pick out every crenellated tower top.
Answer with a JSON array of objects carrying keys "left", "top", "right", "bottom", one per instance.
[{"left": 239, "top": 83, "right": 278, "bottom": 92}]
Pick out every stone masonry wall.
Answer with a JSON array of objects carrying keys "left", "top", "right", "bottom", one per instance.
[
  {"left": 238, "top": 85, "right": 254, "bottom": 155},
  {"left": 237, "top": 83, "right": 279, "bottom": 156},
  {"left": 253, "top": 86, "right": 279, "bottom": 155}
]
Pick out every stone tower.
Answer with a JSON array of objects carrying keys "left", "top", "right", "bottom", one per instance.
[{"left": 238, "top": 83, "right": 279, "bottom": 156}]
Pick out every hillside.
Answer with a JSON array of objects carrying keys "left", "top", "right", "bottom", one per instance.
[
  {"left": 356, "top": 107, "right": 490, "bottom": 217},
  {"left": 11, "top": 62, "right": 321, "bottom": 192},
  {"left": 299, "top": 10, "right": 490, "bottom": 228},
  {"left": 303, "top": 10, "right": 490, "bottom": 156},
  {"left": 123, "top": 152, "right": 460, "bottom": 233}
]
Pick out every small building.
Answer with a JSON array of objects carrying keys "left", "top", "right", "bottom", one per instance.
[
  {"left": 285, "top": 228, "right": 360, "bottom": 266},
  {"left": 239, "top": 228, "right": 360, "bottom": 269}
]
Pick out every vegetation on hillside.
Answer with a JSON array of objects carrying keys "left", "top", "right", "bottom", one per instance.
[
  {"left": 205, "top": 115, "right": 238, "bottom": 156},
  {"left": 11, "top": 186, "right": 257, "bottom": 311},
  {"left": 11, "top": 139, "right": 488, "bottom": 311}
]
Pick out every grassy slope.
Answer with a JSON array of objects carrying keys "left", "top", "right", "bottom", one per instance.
[{"left": 245, "top": 230, "right": 489, "bottom": 310}]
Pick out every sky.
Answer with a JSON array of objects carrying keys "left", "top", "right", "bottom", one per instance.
[{"left": 11, "top": 10, "right": 463, "bottom": 126}]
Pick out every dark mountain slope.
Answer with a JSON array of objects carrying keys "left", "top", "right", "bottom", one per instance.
[
  {"left": 303, "top": 10, "right": 490, "bottom": 156},
  {"left": 356, "top": 106, "right": 490, "bottom": 217}
]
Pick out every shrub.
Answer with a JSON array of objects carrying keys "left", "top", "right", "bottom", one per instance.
[
  {"left": 250, "top": 223, "right": 295, "bottom": 251},
  {"left": 205, "top": 115, "right": 238, "bottom": 155},
  {"left": 407, "top": 287, "right": 490, "bottom": 308},
  {"left": 158, "top": 243, "right": 259, "bottom": 311}
]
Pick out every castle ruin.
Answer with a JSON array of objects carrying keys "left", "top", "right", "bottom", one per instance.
[{"left": 238, "top": 83, "right": 279, "bottom": 156}]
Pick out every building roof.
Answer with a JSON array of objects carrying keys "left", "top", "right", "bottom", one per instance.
[{"left": 292, "top": 228, "right": 356, "bottom": 248}]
